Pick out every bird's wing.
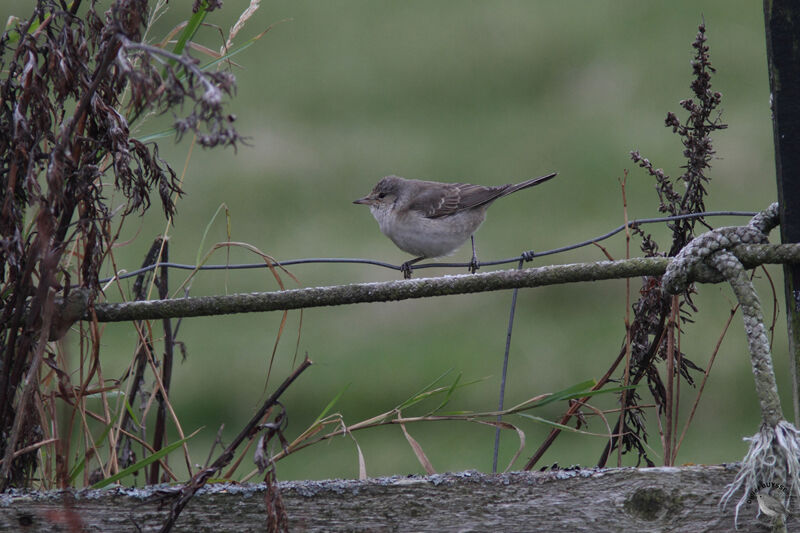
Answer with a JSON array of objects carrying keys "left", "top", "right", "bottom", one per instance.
[
  {"left": 409, "top": 183, "right": 509, "bottom": 218},
  {"left": 456, "top": 183, "right": 511, "bottom": 210}
]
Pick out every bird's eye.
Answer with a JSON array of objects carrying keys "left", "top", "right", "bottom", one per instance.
[{"left": 377, "top": 192, "right": 386, "bottom": 199}]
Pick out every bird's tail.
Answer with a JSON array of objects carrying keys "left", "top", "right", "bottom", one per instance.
[{"left": 503, "top": 172, "right": 558, "bottom": 196}]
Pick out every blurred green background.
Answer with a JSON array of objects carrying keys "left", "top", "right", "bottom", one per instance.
[{"left": 3, "top": 1, "right": 785, "bottom": 481}]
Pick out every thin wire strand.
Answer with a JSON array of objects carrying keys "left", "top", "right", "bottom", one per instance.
[
  {"left": 492, "top": 256, "right": 526, "bottom": 473},
  {"left": 97, "top": 210, "right": 757, "bottom": 284}
]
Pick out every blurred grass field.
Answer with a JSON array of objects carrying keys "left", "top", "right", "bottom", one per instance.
[{"left": 2, "top": 1, "right": 783, "bottom": 481}]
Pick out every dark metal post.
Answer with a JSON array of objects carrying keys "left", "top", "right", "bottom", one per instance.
[{"left": 764, "top": 1, "right": 800, "bottom": 423}]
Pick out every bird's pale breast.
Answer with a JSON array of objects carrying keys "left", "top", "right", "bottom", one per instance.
[{"left": 375, "top": 206, "right": 487, "bottom": 258}]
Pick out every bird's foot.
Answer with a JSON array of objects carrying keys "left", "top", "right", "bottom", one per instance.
[
  {"left": 401, "top": 262, "right": 414, "bottom": 279},
  {"left": 469, "top": 235, "right": 480, "bottom": 274},
  {"left": 468, "top": 254, "right": 480, "bottom": 274},
  {"left": 400, "top": 257, "right": 424, "bottom": 279}
]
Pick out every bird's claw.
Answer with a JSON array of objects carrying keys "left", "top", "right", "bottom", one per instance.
[
  {"left": 468, "top": 255, "right": 480, "bottom": 274},
  {"left": 468, "top": 235, "right": 480, "bottom": 274},
  {"left": 401, "top": 262, "right": 413, "bottom": 279}
]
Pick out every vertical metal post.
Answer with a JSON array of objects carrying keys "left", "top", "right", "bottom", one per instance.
[{"left": 764, "top": 1, "right": 800, "bottom": 424}]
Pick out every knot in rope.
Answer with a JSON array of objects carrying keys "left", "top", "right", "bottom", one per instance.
[
  {"left": 662, "top": 202, "right": 779, "bottom": 294},
  {"left": 661, "top": 202, "right": 797, "bottom": 523}
]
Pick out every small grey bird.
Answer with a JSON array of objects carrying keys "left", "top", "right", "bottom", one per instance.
[
  {"left": 756, "top": 491, "right": 788, "bottom": 518},
  {"left": 354, "top": 172, "right": 557, "bottom": 278}
]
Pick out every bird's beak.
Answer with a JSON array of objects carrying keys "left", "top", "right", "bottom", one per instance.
[{"left": 353, "top": 194, "right": 373, "bottom": 205}]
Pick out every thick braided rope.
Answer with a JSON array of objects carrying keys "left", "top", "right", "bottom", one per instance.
[
  {"left": 663, "top": 203, "right": 783, "bottom": 420},
  {"left": 662, "top": 203, "right": 800, "bottom": 524},
  {"left": 663, "top": 202, "right": 781, "bottom": 425},
  {"left": 663, "top": 202, "right": 780, "bottom": 294}
]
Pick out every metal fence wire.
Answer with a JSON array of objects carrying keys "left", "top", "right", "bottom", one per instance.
[{"left": 98, "top": 211, "right": 758, "bottom": 284}]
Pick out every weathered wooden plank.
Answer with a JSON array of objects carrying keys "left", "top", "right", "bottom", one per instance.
[{"left": 0, "top": 466, "right": 788, "bottom": 532}]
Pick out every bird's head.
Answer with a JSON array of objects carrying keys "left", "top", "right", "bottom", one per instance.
[{"left": 353, "top": 175, "right": 404, "bottom": 211}]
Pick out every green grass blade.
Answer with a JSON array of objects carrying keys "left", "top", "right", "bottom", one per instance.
[
  {"left": 4, "top": 17, "right": 25, "bottom": 44},
  {"left": 541, "top": 384, "right": 637, "bottom": 405},
  {"left": 91, "top": 429, "right": 201, "bottom": 489},
  {"left": 517, "top": 413, "right": 583, "bottom": 432},
  {"left": 514, "top": 381, "right": 636, "bottom": 412},
  {"left": 200, "top": 35, "right": 257, "bottom": 71},
  {"left": 523, "top": 379, "right": 597, "bottom": 409},
  {"left": 396, "top": 369, "right": 454, "bottom": 411},
  {"left": 430, "top": 373, "right": 462, "bottom": 414},
  {"left": 68, "top": 411, "right": 120, "bottom": 484},
  {"left": 314, "top": 383, "right": 350, "bottom": 425},
  {"left": 200, "top": 19, "right": 290, "bottom": 73},
  {"left": 123, "top": 395, "right": 141, "bottom": 429},
  {"left": 195, "top": 203, "right": 230, "bottom": 267},
  {"left": 158, "top": 1, "right": 208, "bottom": 81},
  {"left": 172, "top": 3, "right": 208, "bottom": 56},
  {"left": 136, "top": 128, "right": 177, "bottom": 143},
  {"left": 399, "top": 374, "right": 485, "bottom": 413}
]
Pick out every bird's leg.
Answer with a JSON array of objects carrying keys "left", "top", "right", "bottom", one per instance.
[
  {"left": 468, "top": 235, "right": 480, "bottom": 274},
  {"left": 400, "top": 256, "right": 424, "bottom": 279}
]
